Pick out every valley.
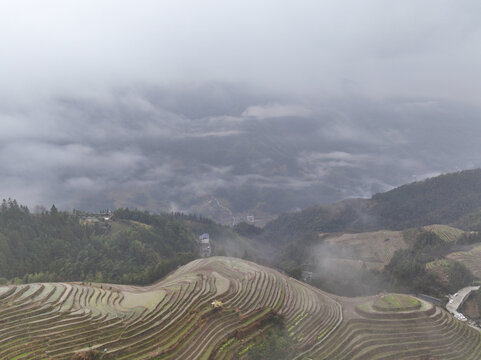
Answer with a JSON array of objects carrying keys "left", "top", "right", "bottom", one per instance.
[
  {"left": 3, "top": 2, "right": 481, "bottom": 358},
  {"left": 2, "top": 170, "right": 481, "bottom": 359}
]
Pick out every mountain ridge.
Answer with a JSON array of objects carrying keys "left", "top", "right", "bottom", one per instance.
[{"left": 261, "top": 168, "right": 481, "bottom": 244}]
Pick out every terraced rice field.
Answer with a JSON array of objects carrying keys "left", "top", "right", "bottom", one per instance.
[
  {"left": 302, "top": 295, "right": 481, "bottom": 360},
  {"left": 1, "top": 257, "right": 479, "bottom": 359},
  {"left": 0, "top": 257, "right": 341, "bottom": 359},
  {"left": 324, "top": 230, "right": 407, "bottom": 265},
  {"left": 319, "top": 258, "right": 385, "bottom": 273},
  {"left": 448, "top": 243, "right": 481, "bottom": 278},
  {"left": 321, "top": 225, "right": 466, "bottom": 271},
  {"left": 425, "top": 258, "right": 455, "bottom": 286},
  {"left": 423, "top": 224, "right": 466, "bottom": 243}
]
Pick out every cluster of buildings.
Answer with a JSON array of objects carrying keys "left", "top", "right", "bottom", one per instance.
[{"left": 72, "top": 209, "right": 112, "bottom": 223}]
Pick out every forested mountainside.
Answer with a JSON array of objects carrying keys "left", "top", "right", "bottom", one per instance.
[
  {"left": 262, "top": 169, "right": 481, "bottom": 244},
  {"left": 0, "top": 201, "right": 196, "bottom": 285},
  {"left": 3, "top": 168, "right": 481, "bottom": 299}
]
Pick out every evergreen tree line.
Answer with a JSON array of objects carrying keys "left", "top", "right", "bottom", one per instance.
[{"left": 0, "top": 200, "right": 197, "bottom": 285}]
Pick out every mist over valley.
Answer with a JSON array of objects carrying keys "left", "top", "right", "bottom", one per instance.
[{"left": 2, "top": 1, "right": 481, "bottom": 359}]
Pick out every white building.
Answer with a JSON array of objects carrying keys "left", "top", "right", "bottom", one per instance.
[{"left": 198, "top": 233, "right": 211, "bottom": 257}]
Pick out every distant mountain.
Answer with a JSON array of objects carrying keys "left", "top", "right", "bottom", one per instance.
[
  {"left": 262, "top": 169, "right": 481, "bottom": 243},
  {"left": 9, "top": 86, "right": 481, "bottom": 226}
]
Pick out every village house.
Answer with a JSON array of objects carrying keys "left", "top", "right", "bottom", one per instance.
[{"left": 198, "top": 233, "right": 211, "bottom": 257}]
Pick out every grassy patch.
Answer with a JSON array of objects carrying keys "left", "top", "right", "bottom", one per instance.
[
  {"left": 373, "top": 294, "right": 420, "bottom": 312},
  {"left": 218, "top": 337, "right": 235, "bottom": 352}
]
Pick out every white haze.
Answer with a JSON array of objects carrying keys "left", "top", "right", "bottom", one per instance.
[{"left": 0, "top": 1, "right": 481, "bottom": 221}]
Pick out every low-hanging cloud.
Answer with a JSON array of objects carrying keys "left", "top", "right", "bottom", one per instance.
[
  {"left": 1, "top": 84, "right": 481, "bottom": 225},
  {"left": 1, "top": 1, "right": 481, "bottom": 106},
  {"left": 0, "top": 1, "right": 481, "bottom": 226},
  {"left": 241, "top": 103, "right": 312, "bottom": 120}
]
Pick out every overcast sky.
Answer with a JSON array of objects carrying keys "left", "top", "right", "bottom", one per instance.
[
  {"left": 1, "top": 1, "right": 480, "bottom": 105},
  {"left": 1, "top": 1, "right": 481, "bottom": 219}
]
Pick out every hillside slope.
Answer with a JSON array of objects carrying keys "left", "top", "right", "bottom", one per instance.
[
  {"left": 305, "top": 294, "right": 481, "bottom": 360},
  {"left": 274, "top": 224, "right": 471, "bottom": 296},
  {"left": 262, "top": 169, "right": 481, "bottom": 244},
  {"left": 320, "top": 224, "right": 466, "bottom": 269},
  {"left": 0, "top": 257, "right": 479, "bottom": 359},
  {"left": 448, "top": 243, "right": 481, "bottom": 279},
  {"left": 0, "top": 257, "right": 341, "bottom": 359},
  {"left": 0, "top": 203, "right": 197, "bottom": 285}
]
